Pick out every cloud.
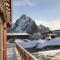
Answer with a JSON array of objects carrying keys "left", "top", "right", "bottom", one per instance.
[
  {"left": 13, "top": 0, "right": 36, "bottom": 7},
  {"left": 47, "top": 23, "right": 60, "bottom": 30}
]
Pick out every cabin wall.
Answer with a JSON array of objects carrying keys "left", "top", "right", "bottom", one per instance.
[
  {"left": 7, "top": 35, "right": 30, "bottom": 41},
  {"left": 0, "top": 0, "right": 12, "bottom": 60},
  {"left": 0, "top": 17, "right": 3, "bottom": 60},
  {"left": 0, "top": 0, "right": 3, "bottom": 60}
]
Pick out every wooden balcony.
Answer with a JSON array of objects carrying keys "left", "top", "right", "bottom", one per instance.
[
  {"left": 15, "top": 42, "right": 38, "bottom": 60},
  {"left": 1, "top": 0, "right": 38, "bottom": 60},
  {"left": 0, "top": 0, "right": 12, "bottom": 60},
  {"left": 7, "top": 42, "right": 38, "bottom": 60}
]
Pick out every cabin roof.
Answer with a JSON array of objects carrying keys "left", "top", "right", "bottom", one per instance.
[
  {"left": 7, "top": 33, "right": 29, "bottom": 36},
  {"left": 48, "top": 34, "right": 57, "bottom": 36}
]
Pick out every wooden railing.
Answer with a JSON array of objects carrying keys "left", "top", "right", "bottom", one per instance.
[{"left": 16, "top": 43, "right": 38, "bottom": 60}]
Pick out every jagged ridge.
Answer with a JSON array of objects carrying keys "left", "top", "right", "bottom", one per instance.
[{"left": 8, "top": 14, "right": 50, "bottom": 34}]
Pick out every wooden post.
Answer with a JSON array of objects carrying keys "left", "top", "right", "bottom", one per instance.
[
  {"left": 0, "top": 0, "right": 12, "bottom": 60},
  {"left": 0, "top": 9, "right": 7, "bottom": 60},
  {"left": 0, "top": 17, "right": 3, "bottom": 60},
  {"left": 3, "top": 22, "right": 7, "bottom": 60}
]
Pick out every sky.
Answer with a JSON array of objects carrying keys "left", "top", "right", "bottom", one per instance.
[{"left": 12, "top": 0, "right": 60, "bottom": 30}]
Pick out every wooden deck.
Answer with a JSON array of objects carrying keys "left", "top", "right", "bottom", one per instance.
[
  {"left": 7, "top": 42, "right": 38, "bottom": 60},
  {"left": 7, "top": 43, "right": 21, "bottom": 60},
  {"left": 15, "top": 47, "right": 21, "bottom": 60}
]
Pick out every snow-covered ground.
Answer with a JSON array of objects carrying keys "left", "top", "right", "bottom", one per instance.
[
  {"left": 32, "top": 49, "right": 60, "bottom": 60},
  {"left": 15, "top": 37, "right": 60, "bottom": 60},
  {"left": 7, "top": 42, "right": 17, "bottom": 60},
  {"left": 15, "top": 39, "right": 37, "bottom": 48},
  {"left": 15, "top": 37, "right": 60, "bottom": 49},
  {"left": 46, "top": 37, "right": 60, "bottom": 45}
]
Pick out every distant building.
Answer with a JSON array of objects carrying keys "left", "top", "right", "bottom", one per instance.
[
  {"left": 31, "top": 33, "right": 41, "bottom": 40},
  {"left": 7, "top": 33, "right": 30, "bottom": 41},
  {"left": 41, "top": 33, "right": 57, "bottom": 40}
]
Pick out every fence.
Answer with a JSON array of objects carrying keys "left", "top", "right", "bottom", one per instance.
[{"left": 16, "top": 43, "right": 38, "bottom": 60}]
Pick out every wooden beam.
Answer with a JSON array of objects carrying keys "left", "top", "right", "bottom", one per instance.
[
  {"left": 0, "top": 17, "right": 3, "bottom": 60},
  {"left": 6, "top": 10, "right": 11, "bottom": 15},
  {"left": 3, "top": 22, "right": 7, "bottom": 60},
  {"left": 6, "top": 7, "right": 10, "bottom": 12},
  {"left": 0, "top": 0, "right": 12, "bottom": 60},
  {"left": 1, "top": 0, "right": 12, "bottom": 23}
]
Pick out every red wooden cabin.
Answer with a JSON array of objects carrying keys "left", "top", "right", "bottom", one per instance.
[{"left": 0, "top": 0, "right": 12, "bottom": 60}]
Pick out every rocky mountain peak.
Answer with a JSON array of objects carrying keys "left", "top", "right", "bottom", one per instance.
[
  {"left": 20, "top": 14, "right": 27, "bottom": 19},
  {"left": 8, "top": 14, "right": 50, "bottom": 34},
  {"left": 9, "top": 14, "right": 39, "bottom": 34}
]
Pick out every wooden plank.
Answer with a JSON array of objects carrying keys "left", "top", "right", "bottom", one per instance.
[
  {"left": 1, "top": 0, "right": 12, "bottom": 23},
  {"left": 6, "top": 7, "right": 10, "bottom": 12},
  {"left": 16, "top": 44, "right": 38, "bottom": 60},
  {"left": 3, "top": 22, "right": 7, "bottom": 60},
  {"left": 6, "top": 10, "right": 11, "bottom": 15},
  {"left": 0, "top": 18, "right": 3, "bottom": 60},
  {"left": 15, "top": 48, "right": 21, "bottom": 60},
  {"left": 0, "top": 0, "right": 12, "bottom": 60}
]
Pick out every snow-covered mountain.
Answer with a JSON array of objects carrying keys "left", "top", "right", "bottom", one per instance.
[
  {"left": 9, "top": 14, "right": 40, "bottom": 34},
  {"left": 9, "top": 14, "right": 50, "bottom": 34},
  {"left": 39, "top": 24, "right": 50, "bottom": 33}
]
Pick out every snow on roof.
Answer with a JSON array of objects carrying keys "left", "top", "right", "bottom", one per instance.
[
  {"left": 48, "top": 34, "right": 57, "bottom": 36},
  {"left": 7, "top": 33, "right": 29, "bottom": 36}
]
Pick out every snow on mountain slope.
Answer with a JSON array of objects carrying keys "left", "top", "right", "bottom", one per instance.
[
  {"left": 39, "top": 24, "right": 50, "bottom": 33},
  {"left": 37, "top": 37, "right": 60, "bottom": 48},
  {"left": 10, "top": 14, "right": 39, "bottom": 34},
  {"left": 47, "top": 37, "right": 60, "bottom": 45},
  {"left": 9, "top": 14, "right": 50, "bottom": 34},
  {"left": 15, "top": 39, "right": 47, "bottom": 48},
  {"left": 15, "top": 40, "right": 37, "bottom": 48},
  {"left": 15, "top": 37, "right": 60, "bottom": 49}
]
